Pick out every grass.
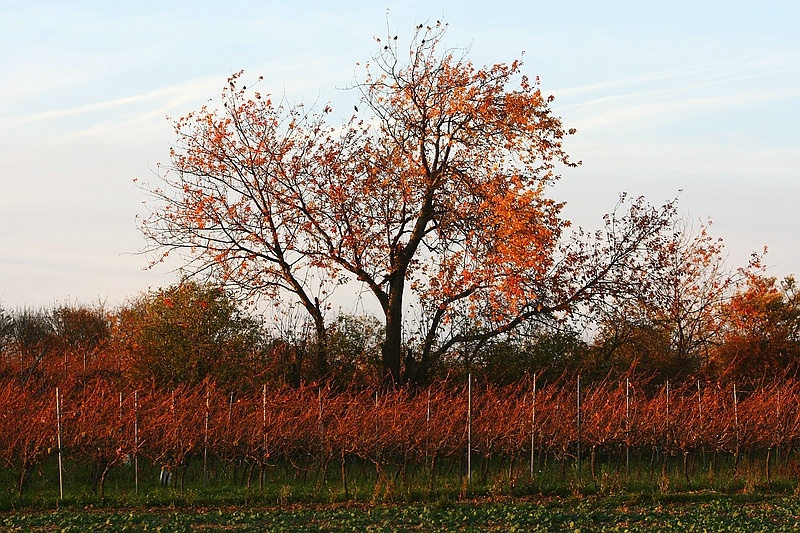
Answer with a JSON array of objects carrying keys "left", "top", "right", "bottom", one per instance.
[
  {"left": 1, "top": 494, "right": 799, "bottom": 532},
  {"left": 0, "top": 454, "right": 798, "bottom": 531}
]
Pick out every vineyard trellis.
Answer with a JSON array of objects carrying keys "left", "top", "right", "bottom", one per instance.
[{"left": 1, "top": 375, "right": 798, "bottom": 499}]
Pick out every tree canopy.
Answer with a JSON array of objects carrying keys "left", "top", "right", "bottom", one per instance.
[
  {"left": 140, "top": 23, "right": 711, "bottom": 385},
  {"left": 115, "top": 282, "right": 264, "bottom": 388}
]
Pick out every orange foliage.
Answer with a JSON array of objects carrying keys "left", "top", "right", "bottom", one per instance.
[
  {"left": 138, "top": 22, "right": 583, "bottom": 385},
  {"left": 712, "top": 274, "right": 800, "bottom": 382}
]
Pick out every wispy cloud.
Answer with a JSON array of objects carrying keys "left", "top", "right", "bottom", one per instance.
[
  {"left": 0, "top": 77, "right": 222, "bottom": 130},
  {"left": 552, "top": 50, "right": 800, "bottom": 136},
  {"left": 554, "top": 49, "right": 799, "bottom": 120},
  {"left": 555, "top": 49, "right": 799, "bottom": 97}
]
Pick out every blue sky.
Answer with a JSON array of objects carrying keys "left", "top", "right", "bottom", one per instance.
[{"left": 1, "top": 1, "right": 798, "bottom": 309}]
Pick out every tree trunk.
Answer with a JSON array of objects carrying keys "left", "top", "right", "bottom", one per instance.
[
  {"left": 683, "top": 451, "right": 689, "bottom": 484},
  {"left": 341, "top": 451, "right": 349, "bottom": 498},
  {"left": 180, "top": 462, "right": 187, "bottom": 491},
  {"left": 98, "top": 462, "right": 112, "bottom": 503},
  {"left": 382, "top": 279, "right": 405, "bottom": 385},
  {"left": 313, "top": 314, "right": 329, "bottom": 380},
  {"left": 18, "top": 461, "right": 32, "bottom": 497},
  {"left": 765, "top": 447, "right": 772, "bottom": 488},
  {"left": 246, "top": 461, "right": 255, "bottom": 489},
  {"left": 428, "top": 454, "right": 437, "bottom": 492}
]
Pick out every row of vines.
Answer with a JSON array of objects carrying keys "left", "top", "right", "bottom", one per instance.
[{"left": 2, "top": 376, "right": 799, "bottom": 499}]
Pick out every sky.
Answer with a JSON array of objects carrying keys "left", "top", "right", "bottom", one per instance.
[{"left": 1, "top": 1, "right": 798, "bottom": 311}]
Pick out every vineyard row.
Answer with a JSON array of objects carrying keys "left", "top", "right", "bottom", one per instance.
[{"left": 2, "top": 377, "right": 799, "bottom": 495}]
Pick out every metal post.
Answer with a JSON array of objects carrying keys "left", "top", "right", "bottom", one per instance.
[
  {"left": 426, "top": 388, "right": 431, "bottom": 469},
  {"left": 56, "top": 387, "right": 64, "bottom": 500},
  {"left": 625, "top": 378, "right": 630, "bottom": 475},
  {"left": 733, "top": 383, "right": 740, "bottom": 469},
  {"left": 467, "top": 373, "right": 472, "bottom": 486},
  {"left": 576, "top": 375, "right": 582, "bottom": 480},
  {"left": 134, "top": 390, "right": 139, "bottom": 495},
  {"left": 203, "top": 388, "right": 210, "bottom": 490},
  {"left": 698, "top": 381, "right": 705, "bottom": 470},
  {"left": 262, "top": 384, "right": 267, "bottom": 464},
  {"left": 530, "top": 373, "right": 537, "bottom": 478}
]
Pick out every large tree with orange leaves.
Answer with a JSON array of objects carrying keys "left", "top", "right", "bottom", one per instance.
[{"left": 141, "top": 23, "right": 676, "bottom": 385}]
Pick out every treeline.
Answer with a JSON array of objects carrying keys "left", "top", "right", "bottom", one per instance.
[{"left": 2, "top": 272, "right": 798, "bottom": 391}]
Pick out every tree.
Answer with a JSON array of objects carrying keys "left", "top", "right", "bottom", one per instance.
[
  {"left": 326, "top": 313, "right": 384, "bottom": 388},
  {"left": 51, "top": 304, "right": 111, "bottom": 378},
  {"left": 141, "top": 22, "right": 677, "bottom": 385},
  {"left": 477, "top": 326, "right": 589, "bottom": 385},
  {"left": 5, "top": 308, "right": 55, "bottom": 385},
  {"left": 115, "top": 281, "right": 265, "bottom": 389},
  {"left": 712, "top": 274, "right": 800, "bottom": 383},
  {"left": 0, "top": 307, "right": 13, "bottom": 374},
  {"left": 591, "top": 219, "right": 761, "bottom": 383},
  {"left": 138, "top": 70, "right": 336, "bottom": 379}
]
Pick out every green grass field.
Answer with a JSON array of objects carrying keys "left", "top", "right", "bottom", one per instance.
[
  {"left": 1, "top": 494, "right": 799, "bottom": 532},
  {"left": 1, "top": 454, "right": 798, "bottom": 531}
]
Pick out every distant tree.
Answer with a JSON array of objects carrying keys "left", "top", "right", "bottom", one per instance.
[
  {"left": 712, "top": 274, "right": 800, "bottom": 383},
  {"left": 0, "top": 307, "right": 11, "bottom": 336},
  {"left": 591, "top": 219, "right": 762, "bottom": 384},
  {"left": 478, "top": 326, "right": 590, "bottom": 385},
  {"left": 590, "top": 317, "right": 676, "bottom": 384},
  {"left": 140, "top": 22, "right": 678, "bottom": 385},
  {"left": 0, "top": 307, "right": 13, "bottom": 373},
  {"left": 326, "top": 314, "right": 384, "bottom": 387},
  {"left": 51, "top": 304, "right": 111, "bottom": 377},
  {"left": 115, "top": 282, "right": 265, "bottom": 389},
  {"left": 4, "top": 308, "right": 55, "bottom": 385}
]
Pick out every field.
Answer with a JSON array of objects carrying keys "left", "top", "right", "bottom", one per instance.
[
  {"left": 1, "top": 494, "right": 799, "bottom": 532},
  {"left": 1, "top": 453, "right": 799, "bottom": 532}
]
